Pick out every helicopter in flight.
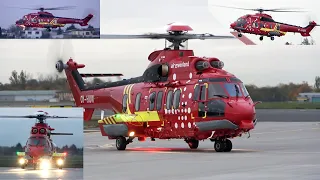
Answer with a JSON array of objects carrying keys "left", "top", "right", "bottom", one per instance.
[
  {"left": 212, "top": 5, "right": 319, "bottom": 41},
  {"left": 0, "top": 110, "right": 74, "bottom": 170},
  {"left": 12, "top": 6, "right": 93, "bottom": 31},
  {"left": 55, "top": 23, "right": 259, "bottom": 152}
]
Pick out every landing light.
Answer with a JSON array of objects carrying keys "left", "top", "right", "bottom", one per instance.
[
  {"left": 129, "top": 132, "right": 135, "bottom": 137},
  {"left": 57, "top": 159, "right": 64, "bottom": 166},
  {"left": 40, "top": 159, "right": 51, "bottom": 170},
  {"left": 19, "top": 158, "right": 25, "bottom": 164}
]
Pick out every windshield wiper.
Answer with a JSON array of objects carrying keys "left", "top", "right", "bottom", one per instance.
[{"left": 214, "top": 94, "right": 229, "bottom": 98}]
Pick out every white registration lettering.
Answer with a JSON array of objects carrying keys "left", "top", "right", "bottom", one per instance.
[{"left": 80, "top": 95, "right": 95, "bottom": 104}]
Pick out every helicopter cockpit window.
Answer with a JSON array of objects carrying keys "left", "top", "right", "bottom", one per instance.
[
  {"left": 173, "top": 89, "right": 181, "bottom": 109},
  {"left": 31, "top": 18, "right": 37, "bottom": 23},
  {"left": 135, "top": 93, "right": 141, "bottom": 111},
  {"left": 166, "top": 90, "right": 173, "bottom": 109},
  {"left": 156, "top": 91, "right": 163, "bottom": 110},
  {"left": 122, "top": 94, "right": 128, "bottom": 113},
  {"left": 193, "top": 85, "right": 200, "bottom": 100},
  {"left": 200, "top": 85, "right": 206, "bottom": 101},
  {"left": 28, "top": 137, "right": 46, "bottom": 146},
  {"left": 239, "top": 83, "right": 250, "bottom": 97},
  {"left": 224, "top": 83, "right": 243, "bottom": 97},
  {"left": 149, "top": 92, "right": 156, "bottom": 110},
  {"left": 260, "top": 17, "right": 275, "bottom": 22},
  {"left": 236, "top": 18, "right": 246, "bottom": 27},
  {"left": 208, "top": 84, "right": 228, "bottom": 99}
]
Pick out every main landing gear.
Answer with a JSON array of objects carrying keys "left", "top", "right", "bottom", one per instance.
[
  {"left": 185, "top": 139, "right": 199, "bottom": 149},
  {"left": 46, "top": 28, "right": 51, "bottom": 32},
  {"left": 259, "top": 36, "right": 275, "bottom": 41},
  {"left": 115, "top": 136, "right": 134, "bottom": 150},
  {"left": 238, "top": 33, "right": 242, "bottom": 37},
  {"left": 212, "top": 139, "right": 232, "bottom": 152}
]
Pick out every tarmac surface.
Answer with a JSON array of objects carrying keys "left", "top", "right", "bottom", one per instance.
[
  {"left": 0, "top": 167, "right": 83, "bottom": 180},
  {"left": 84, "top": 109, "right": 320, "bottom": 180}
]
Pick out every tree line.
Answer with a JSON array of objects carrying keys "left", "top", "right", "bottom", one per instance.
[
  {"left": 1, "top": 70, "right": 320, "bottom": 102},
  {"left": 0, "top": 143, "right": 83, "bottom": 156}
]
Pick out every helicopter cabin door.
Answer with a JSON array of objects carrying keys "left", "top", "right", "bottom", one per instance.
[{"left": 191, "top": 83, "right": 207, "bottom": 121}]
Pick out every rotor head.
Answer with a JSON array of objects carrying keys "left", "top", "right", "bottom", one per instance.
[{"left": 100, "top": 23, "right": 235, "bottom": 50}]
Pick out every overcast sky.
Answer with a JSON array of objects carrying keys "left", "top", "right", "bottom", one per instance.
[
  {"left": 0, "top": 0, "right": 100, "bottom": 28},
  {"left": 0, "top": 108, "right": 83, "bottom": 147}
]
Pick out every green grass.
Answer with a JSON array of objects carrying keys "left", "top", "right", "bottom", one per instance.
[
  {"left": 255, "top": 102, "right": 320, "bottom": 109},
  {"left": 0, "top": 155, "right": 83, "bottom": 168}
]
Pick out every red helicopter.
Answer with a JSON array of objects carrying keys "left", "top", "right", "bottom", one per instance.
[
  {"left": 13, "top": 6, "right": 93, "bottom": 32},
  {"left": 0, "top": 110, "right": 74, "bottom": 170},
  {"left": 213, "top": 5, "right": 319, "bottom": 41},
  {"left": 55, "top": 23, "right": 259, "bottom": 152}
]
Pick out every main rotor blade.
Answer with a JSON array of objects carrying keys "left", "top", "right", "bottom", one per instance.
[
  {"left": 43, "top": 6, "right": 76, "bottom": 10},
  {"left": 211, "top": 5, "right": 307, "bottom": 13},
  {"left": 80, "top": 73, "right": 123, "bottom": 77},
  {"left": 46, "top": 115, "right": 82, "bottom": 119},
  {"left": 101, "top": 33, "right": 235, "bottom": 40},
  {"left": 51, "top": 133, "right": 73, "bottom": 135},
  {"left": 211, "top": 5, "right": 255, "bottom": 11},
  {"left": 0, "top": 115, "right": 37, "bottom": 118}
]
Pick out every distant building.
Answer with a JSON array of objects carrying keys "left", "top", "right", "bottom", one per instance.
[
  {"left": 23, "top": 28, "right": 42, "bottom": 39},
  {"left": 63, "top": 28, "right": 100, "bottom": 38},
  {"left": 297, "top": 93, "right": 320, "bottom": 102},
  {"left": 0, "top": 90, "right": 74, "bottom": 102}
]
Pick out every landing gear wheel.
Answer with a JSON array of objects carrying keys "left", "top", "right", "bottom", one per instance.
[
  {"left": 46, "top": 28, "right": 51, "bottom": 32},
  {"left": 214, "top": 140, "right": 226, "bottom": 152},
  {"left": 270, "top": 36, "right": 275, "bottom": 41},
  {"left": 223, "top": 139, "right": 233, "bottom": 152},
  {"left": 58, "top": 166, "right": 62, "bottom": 169},
  {"left": 33, "top": 163, "right": 37, "bottom": 170},
  {"left": 187, "top": 139, "right": 199, "bottom": 149},
  {"left": 21, "top": 165, "right": 26, "bottom": 169},
  {"left": 238, "top": 33, "right": 242, "bottom": 37},
  {"left": 116, "top": 136, "right": 127, "bottom": 150},
  {"left": 259, "top": 36, "right": 263, "bottom": 41}
]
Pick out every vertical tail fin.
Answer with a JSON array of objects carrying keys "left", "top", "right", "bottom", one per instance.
[
  {"left": 55, "top": 59, "right": 85, "bottom": 106},
  {"left": 301, "top": 21, "right": 318, "bottom": 37},
  {"left": 80, "top": 14, "right": 94, "bottom": 26}
]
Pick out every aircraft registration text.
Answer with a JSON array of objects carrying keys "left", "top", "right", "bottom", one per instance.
[{"left": 80, "top": 95, "right": 95, "bottom": 103}]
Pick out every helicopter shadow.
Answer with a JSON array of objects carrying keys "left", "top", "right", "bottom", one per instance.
[{"left": 94, "top": 147, "right": 260, "bottom": 154}]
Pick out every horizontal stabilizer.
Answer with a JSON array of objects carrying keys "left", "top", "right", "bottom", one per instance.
[
  {"left": 80, "top": 73, "right": 123, "bottom": 77},
  {"left": 51, "top": 132, "right": 73, "bottom": 135}
]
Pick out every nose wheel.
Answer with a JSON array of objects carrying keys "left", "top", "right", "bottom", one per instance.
[
  {"left": 185, "top": 139, "right": 199, "bottom": 149},
  {"left": 259, "top": 36, "right": 263, "bottom": 41},
  {"left": 214, "top": 139, "right": 232, "bottom": 152},
  {"left": 238, "top": 33, "right": 242, "bottom": 37}
]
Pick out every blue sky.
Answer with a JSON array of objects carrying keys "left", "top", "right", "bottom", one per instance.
[
  {"left": 0, "top": 0, "right": 100, "bottom": 28},
  {"left": 0, "top": 108, "right": 83, "bottom": 148}
]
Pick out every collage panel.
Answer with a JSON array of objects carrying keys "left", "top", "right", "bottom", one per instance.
[
  {"left": 0, "top": 107, "right": 83, "bottom": 180},
  {"left": 0, "top": 0, "right": 100, "bottom": 39},
  {"left": 0, "top": 0, "right": 320, "bottom": 180}
]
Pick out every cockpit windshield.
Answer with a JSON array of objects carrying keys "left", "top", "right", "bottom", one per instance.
[
  {"left": 207, "top": 82, "right": 250, "bottom": 98},
  {"left": 236, "top": 18, "right": 246, "bottom": 27},
  {"left": 224, "top": 83, "right": 242, "bottom": 97},
  {"left": 28, "top": 137, "right": 46, "bottom": 146}
]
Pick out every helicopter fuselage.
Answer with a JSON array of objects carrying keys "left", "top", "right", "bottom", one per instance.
[{"left": 61, "top": 49, "right": 257, "bottom": 142}]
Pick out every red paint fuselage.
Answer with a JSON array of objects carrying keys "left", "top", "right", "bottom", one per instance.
[
  {"left": 15, "top": 11, "right": 93, "bottom": 30},
  {"left": 63, "top": 49, "right": 257, "bottom": 141},
  {"left": 231, "top": 13, "right": 317, "bottom": 38}
]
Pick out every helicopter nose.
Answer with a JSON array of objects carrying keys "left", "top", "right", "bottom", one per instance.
[
  {"left": 230, "top": 22, "right": 236, "bottom": 29},
  {"left": 227, "top": 102, "right": 255, "bottom": 128}
]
